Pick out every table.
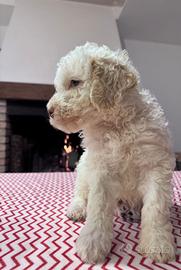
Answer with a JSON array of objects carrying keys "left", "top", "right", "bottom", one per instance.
[{"left": 0, "top": 172, "right": 181, "bottom": 269}]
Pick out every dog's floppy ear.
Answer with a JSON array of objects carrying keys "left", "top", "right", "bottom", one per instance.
[{"left": 90, "top": 59, "right": 137, "bottom": 110}]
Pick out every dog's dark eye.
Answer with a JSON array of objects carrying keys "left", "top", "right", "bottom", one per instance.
[{"left": 70, "top": 80, "right": 81, "bottom": 88}]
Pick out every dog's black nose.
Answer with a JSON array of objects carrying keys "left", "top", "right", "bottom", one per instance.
[{"left": 48, "top": 107, "right": 54, "bottom": 118}]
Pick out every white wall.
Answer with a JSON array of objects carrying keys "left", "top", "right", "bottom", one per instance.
[
  {"left": 117, "top": 0, "right": 181, "bottom": 46},
  {"left": 0, "top": 0, "right": 121, "bottom": 83},
  {"left": 125, "top": 39, "right": 181, "bottom": 151}
]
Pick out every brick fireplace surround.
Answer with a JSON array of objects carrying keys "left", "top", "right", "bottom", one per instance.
[{"left": 0, "top": 82, "right": 54, "bottom": 173}]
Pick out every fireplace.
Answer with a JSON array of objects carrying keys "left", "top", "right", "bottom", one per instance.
[{"left": 0, "top": 82, "right": 83, "bottom": 173}]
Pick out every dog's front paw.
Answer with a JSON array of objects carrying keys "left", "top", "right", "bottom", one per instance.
[
  {"left": 76, "top": 225, "right": 112, "bottom": 263},
  {"left": 138, "top": 232, "right": 176, "bottom": 263},
  {"left": 67, "top": 200, "right": 86, "bottom": 221}
]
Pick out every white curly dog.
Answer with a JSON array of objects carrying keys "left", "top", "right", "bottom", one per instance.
[{"left": 47, "top": 43, "right": 176, "bottom": 264}]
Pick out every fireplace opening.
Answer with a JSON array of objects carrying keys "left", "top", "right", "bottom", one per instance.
[{"left": 7, "top": 100, "right": 83, "bottom": 172}]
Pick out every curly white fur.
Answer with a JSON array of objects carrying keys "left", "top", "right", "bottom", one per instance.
[{"left": 47, "top": 42, "right": 176, "bottom": 264}]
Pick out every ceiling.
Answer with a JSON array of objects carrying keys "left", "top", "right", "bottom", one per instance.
[
  {"left": 118, "top": 0, "right": 181, "bottom": 46},
  {"left": 0, "top": 2, "right": 14, "bottom": 49},
  {"left": 65, "top": 0, "right": 125, "bottom": 6},
  {"left": 0, "top": 4, "right": 14, "bottom": 26}
]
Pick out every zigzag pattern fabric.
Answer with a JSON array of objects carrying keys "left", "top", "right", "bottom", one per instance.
[{"left": 0, "top": 172, "right": 181, "bottom": 270}]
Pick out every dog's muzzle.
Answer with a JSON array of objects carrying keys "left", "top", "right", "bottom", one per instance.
[{"left": 48, "top": 106, "right": 55, "bottom": 118}]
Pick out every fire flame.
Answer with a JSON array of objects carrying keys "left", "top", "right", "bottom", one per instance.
[
  {"left": 64, "top": 135, "right": 69, "bottom": 144},
  {"left": 64, "top": 145, "right": 72, "bottom": 154},
  {"left": 64, "top": 135, "right": 72, "bottom": 154}
]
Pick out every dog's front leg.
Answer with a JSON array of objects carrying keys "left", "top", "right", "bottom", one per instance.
[
  {"left": 138, "top": 171, "right": 175, "bottom": 263},
  {"left": 67, "top": 169, "right": 88, "bottom": 221},
  {"left": 67, "top": 152, "right": 90, "bottom": 221},
  {"left": 76, "top": 179, "right": 117, "bottom": 263}
]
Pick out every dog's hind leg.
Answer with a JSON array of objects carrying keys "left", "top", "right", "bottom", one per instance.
[
  {"left": 119, "top": 201, "right": 141, "bottom": 223},
  {"left": 138, "top": 170, "right": 175, "bottom": 263}
]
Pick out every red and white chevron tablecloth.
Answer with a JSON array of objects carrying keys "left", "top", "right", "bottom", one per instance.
[{"left": 0, "top": 172, "right": 181, "bottom": 270}]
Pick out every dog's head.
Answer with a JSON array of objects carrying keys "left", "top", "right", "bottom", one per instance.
[{"left": 47, "top": 42, "right": 139, "bottom": 133}]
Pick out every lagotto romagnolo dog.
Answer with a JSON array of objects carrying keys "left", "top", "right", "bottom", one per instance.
[{"left": 47, "top": 43, "right": 176, "bottom": 264}]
